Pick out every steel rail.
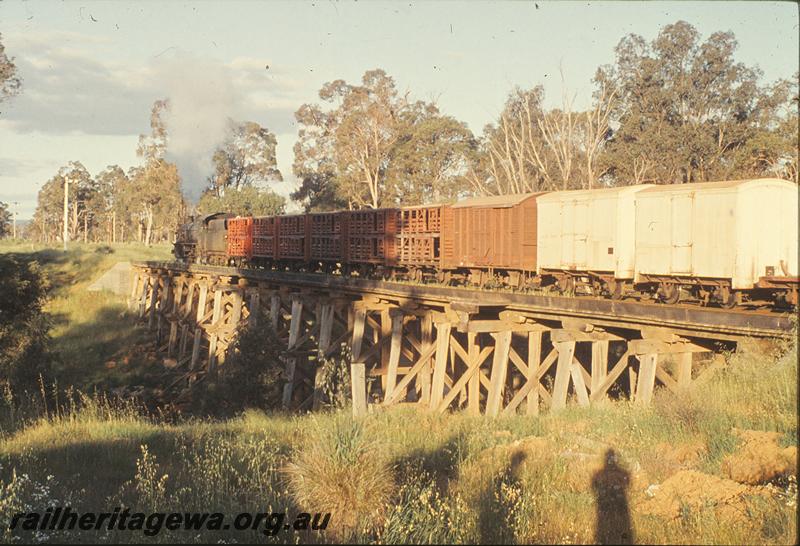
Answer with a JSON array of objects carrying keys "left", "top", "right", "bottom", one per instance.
[{"left": 133, "top": 261, "right": 796, "bottom": 341}]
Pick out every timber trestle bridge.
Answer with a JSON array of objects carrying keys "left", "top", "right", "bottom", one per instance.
[{"left": 129, "top": 261, "right": 795, "bottom": 416}]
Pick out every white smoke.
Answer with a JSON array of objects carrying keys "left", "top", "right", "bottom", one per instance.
[{"left": 150, "top": 52, "right": 240, "bottom": 203}]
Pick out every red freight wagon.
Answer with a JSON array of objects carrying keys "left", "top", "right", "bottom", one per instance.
[
  {"left": 396, "top": 205, "right": 444, "bottom": 268},
  {"left": 441, "top": 193, "right": 545, "bottom": 284},
  {"left": 252, "top": 216, "right": 278, "bottom": 260},
  {"left": 309, "top": 211, "right": 348, "bottom": 263},
  {"left": 347, "top": 208, "right": 398, "bottom": 266},
  {"left": 277, "top": 214, "right": 310, "bottom": 261},
  {"left": 226, "top": 216, "right": 253, "bottom": 260}
]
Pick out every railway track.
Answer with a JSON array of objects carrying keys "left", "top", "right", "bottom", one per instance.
[{"left": 135, "top": 261, "right": 796, "bottom": 341}]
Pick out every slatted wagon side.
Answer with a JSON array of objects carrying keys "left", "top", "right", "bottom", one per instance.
[
  {"left": 252, "top": 216, "right": 278, "bottom": 262},
  {"left": 396, "top": 205, "right": 445, "bottom": 270},
  {"left": 226, "top": 216, "right": 253, "bottom": 261},
  {"left": 346, "top": 208, "right": 398, "bottom": 267},
  {"left": 309, "top": 211, "right": 348, "bottom": 264},
  {"left": 276, "top": 214, "right": 310, "bottom": 262}
]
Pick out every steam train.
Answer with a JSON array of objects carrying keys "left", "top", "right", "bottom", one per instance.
[{"left": 173, "top": 178, "right": 799, "bottom": 309}]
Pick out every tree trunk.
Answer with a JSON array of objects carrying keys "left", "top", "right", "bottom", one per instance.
[
  {"left": 145, "top": 209, "right": 154, "bottom": 246},
  {"left": 71, "top": 202, "right": 79, "bottom": 241}
]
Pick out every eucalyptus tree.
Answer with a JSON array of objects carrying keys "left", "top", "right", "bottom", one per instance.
[
  {"left": 0, "top": 33, "right": 21, "bottom": 105},
  {"left": 597, "top": 20, "right": 794, "bottom": 184},
  {"left": 294, "top": 69, "right": 477, "bottom": 210},
  {"left": 207, "top": 121, "right": 283, "bottom": 197}
]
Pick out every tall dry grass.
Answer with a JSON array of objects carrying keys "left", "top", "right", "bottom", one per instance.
[{"left": 283, "top": 414, "right": 394, "bottom": 541}]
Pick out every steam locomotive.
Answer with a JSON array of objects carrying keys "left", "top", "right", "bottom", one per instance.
[{"left": 174, "top": 178, "right": 799, "bottom": 308}]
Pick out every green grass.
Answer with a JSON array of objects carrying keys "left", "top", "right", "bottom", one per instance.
[
  {"left": 0, "top": 243, "right": 796, "bottom": 544},
  {"left": 0, "top": 242, "right": 172, "bottom": 390}
]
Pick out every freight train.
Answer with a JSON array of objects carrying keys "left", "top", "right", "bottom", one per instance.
[{"left": 173, "top": 178, "right": 799, "bottom": 309}]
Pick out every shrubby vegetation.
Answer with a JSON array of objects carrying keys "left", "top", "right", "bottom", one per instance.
[
  {"left": 0, "top": 254, "right": 54, "bottom": 393},
  {"left": 0, "top": 16, "right": 797, "bottom": 543}
]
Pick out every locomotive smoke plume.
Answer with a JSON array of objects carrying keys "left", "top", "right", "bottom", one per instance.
[{"left": 153, "top": 52, "right": 239, "bottom": 203}]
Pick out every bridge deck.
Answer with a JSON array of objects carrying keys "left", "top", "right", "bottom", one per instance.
[{"left": 135, "top": 261, "right": 794, "bottom": 341}]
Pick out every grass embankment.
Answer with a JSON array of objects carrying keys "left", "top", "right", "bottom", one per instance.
[
  {"left": 0, "top": 244, "right": 796, "bottom": 544},
  {"left": 0, "top": 242, "right": 171, "bottom": 390}
]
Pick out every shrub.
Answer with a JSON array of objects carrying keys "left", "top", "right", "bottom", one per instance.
[{"left": 0, "top": 255, "right": 55, "bottom": 393}]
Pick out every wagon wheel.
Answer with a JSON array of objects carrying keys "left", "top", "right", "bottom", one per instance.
[
  {"left": 559, "top": 276, "right": 575, "bottom": 297},
  {"left": 443, "top": 271, "right": 454, "bottom": 286},
  {"left": 719, "top": 287, "right": 739, "bottom": 309},
  {"left": 659, "top": 283, "right": 680, "bottom": 305},
  {"left": 608, "top": 280, "right": 625, "bottom": 300}
]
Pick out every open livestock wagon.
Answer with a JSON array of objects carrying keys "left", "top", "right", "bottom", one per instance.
[
  {"left": 309, "top": 211, "right": 348, "bottom": 271},
  {"left": 395, "top": 204, "right": 446, "bottom": 281},
  {"left": 346, "top": 208, "right": 398, "bottom": 274}
]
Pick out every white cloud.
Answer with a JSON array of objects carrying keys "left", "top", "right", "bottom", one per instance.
[{"left": 2, "top": 36, "right": 306, "bottom": 138}]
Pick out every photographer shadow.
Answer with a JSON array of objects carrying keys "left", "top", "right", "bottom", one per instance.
[{"left": 592, "top": 448, "right": 635, "bottom": 544}]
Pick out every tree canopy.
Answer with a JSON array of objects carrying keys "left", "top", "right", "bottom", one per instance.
[
  {"left": 0, "top": 201, "right": 11, "bottom": 237},
  {"left": 293, "top": 69, "right": 477, "bottom": 210},
  {"left": 198, "top": 185, "right": 286, "bottom": 217},
  {"left": 597, "top": 21, "right": 796, "bottom": 184},
  {"left": 208, "top": 121, "right": 283, "bottom": 197},
  {"left": 0, "top": 33, "right": 21, "bottom": 105}
]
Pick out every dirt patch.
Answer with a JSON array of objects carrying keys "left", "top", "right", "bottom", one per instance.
[
  {"left": 665, "top": 441, "right": 707, "bottom": 467},
  {"left": 638, "top": 470, "right": 767, "bottom": 524},
  {"left": 640, "top": 440, "right": 707, "bottom": 481},
  {"left": 722, "top": 429, "right": 797, "bottom": 485}
]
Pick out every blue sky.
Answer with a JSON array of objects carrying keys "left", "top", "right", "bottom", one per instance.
[{"left": 1, "top": 1, "right": 797, "bottom": 218}]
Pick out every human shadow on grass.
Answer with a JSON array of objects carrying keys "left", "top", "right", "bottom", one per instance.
[
  {"left": 477, "top": 448, "right": 527, "bottom": 545},
  {"left": 391, "top": 432, "right": 467, "bottom": 495},
  {"left": 592, "top": 448, "right": 635, "bottom": 545}
]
